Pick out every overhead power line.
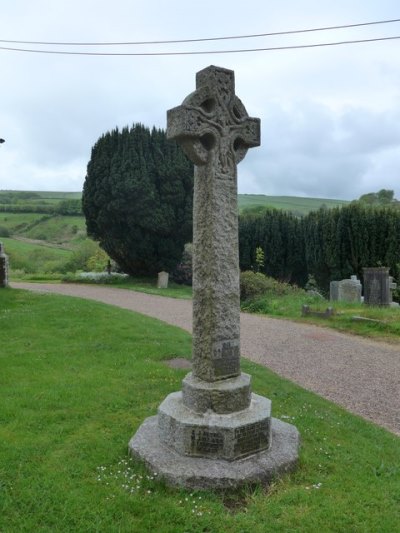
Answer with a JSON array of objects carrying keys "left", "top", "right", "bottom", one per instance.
[
  {"left": 0, "top": 35, "right": 399, "bottom": 56},
  {"left": 0, "top": 17, "right": 399, "bottom": 46}
]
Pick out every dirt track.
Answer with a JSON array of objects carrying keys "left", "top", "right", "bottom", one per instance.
[{"left": 13, "top": 282, "right": 400, "bottom": 436}]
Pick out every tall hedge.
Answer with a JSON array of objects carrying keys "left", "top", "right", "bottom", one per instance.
[{"left": 239, "top": 204, "right": 400, "bottom": 291}]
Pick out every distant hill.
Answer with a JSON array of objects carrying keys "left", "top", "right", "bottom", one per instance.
[
  {"left": 1, "top": 190, "right": 350, "bottom": 216},
  {"left": 238, "top": 194, "right": 349, "bottom": 215}
]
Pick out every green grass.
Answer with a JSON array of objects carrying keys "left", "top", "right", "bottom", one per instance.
[
  {"left": 21, "top": 215, "right": 86, "bottom": 244},
  {"left": 242, "top": 291, "right": 400, "bottom": 342},
  {"left": 1, "top": 289, "right": 399, "bottom": 532},
  {"left": 0, "top": 212, "right": 47, "bottom": 233},
  {"left": 61, "top": 273, "right": 193, "bottom": 299}
]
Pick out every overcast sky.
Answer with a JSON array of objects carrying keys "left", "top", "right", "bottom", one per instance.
[{"left": 1, "top": 0, "right": 400, "bottom": 200}]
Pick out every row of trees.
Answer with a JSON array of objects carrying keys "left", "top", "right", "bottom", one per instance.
[
  {"left": 0, "top": 199, "right": 82, "bottom": 215},
  {"left": 82, "top": 123, "right": 400, "bottom": 290},
  {"left": 239, "top": 203, "right": 400, "bottom": 291}
]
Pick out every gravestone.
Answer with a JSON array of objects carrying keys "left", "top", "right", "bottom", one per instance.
[
  {"left": 339, "top": 278, "right": 362, "bottom": 303},
  {"left": 0, "top": 242, "right": 9, "bottom": 288},
  {"left": 330, "top": 276, "right": 362, "bottom": 303},
  {"left": 157, "top": 271, "right": 169, "bottom": 289},
  {"left": 129, "top": 66, "right": 299, "bottom": 489},
  {"left": 329, "top": 281, "right": 339, "bottom": 301},
  {"left": 363, "top": 267, "right": 393, "bottom": 306}
]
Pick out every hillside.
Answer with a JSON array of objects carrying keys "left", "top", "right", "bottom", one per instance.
[
  {"left": 0, "top": 190, "right": 350, "bottom": 216},
  {"left": 0, "top": 190, "right": 350, "bottom": 278},
  {"left": 238, "top": 194, "right": 349, "bottom": 215}
]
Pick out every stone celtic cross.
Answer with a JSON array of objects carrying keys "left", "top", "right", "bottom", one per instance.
[
  {"left": 167, "top": 65, "right": 260, "bottom": 382},
  {"left": 130, "top": 66, "right": 299, "bottom": 488}
]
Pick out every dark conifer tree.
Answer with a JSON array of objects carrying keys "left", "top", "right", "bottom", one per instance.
[{"left": 82, "top": 124, "right": 193, "bottom": 275}]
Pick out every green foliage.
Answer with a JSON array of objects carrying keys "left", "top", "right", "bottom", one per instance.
[
  {"left": 240, "top": 270, "right": 298, "bottom": 301},
  {"left": 239, "top": 203, "right": 400, "bottom": 294},
  {"left": 357, "top": 189, "right": 398, "bottom": 207},
  {"left": 239, "top": 209, "right": 307, "bottom": 286},
  {"left": 85, "top": 247, "right": 110, "bottom": 272},
  {"left": 82, "top": 124, "right": 194, "bottom": 276},
  {"left": 255, "top": 246, "right": 265, "bottom": 272},
  {"left": 63, "top": 239, "right": 103, "bottom": 273},
  {"left": 55, "top": 199, "right": 82, "bottom": 215},
  {"left": 240, "top": 271, "right": 271, "bottom": 300}
]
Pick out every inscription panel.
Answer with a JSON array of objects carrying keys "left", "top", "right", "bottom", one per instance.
[
  {"left": 233, "top": 420, "right": 270, "bottom": 458},
  {"left": 189, "top": 428, "right": 224, "bottom": 456},
  {"left": 212, "top": 339, "right": 240, "bottom": 378}
]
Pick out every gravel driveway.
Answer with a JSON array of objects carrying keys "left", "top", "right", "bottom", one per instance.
[{"left": 13, "top": 282, "right": 400, "bottom": 436}]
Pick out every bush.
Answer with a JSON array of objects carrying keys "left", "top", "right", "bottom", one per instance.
[{"left": 240, "top": 270, "right": 301, "bottom": 301}]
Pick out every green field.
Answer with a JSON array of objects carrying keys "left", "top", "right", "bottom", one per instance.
[
  {"left": 238, "top": 194, "right": 349, "bottom": 215},
  {"left": 1, "top": 190, "right": 349, "bottom": 216}
]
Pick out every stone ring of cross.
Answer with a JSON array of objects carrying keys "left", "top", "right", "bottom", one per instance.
[{"left": 167, "top": 66, "right": 260, "bottom": 170}]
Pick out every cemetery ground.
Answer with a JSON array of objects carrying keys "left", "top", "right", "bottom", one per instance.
[{"left": 1, "top": 288, "right": 399, "bottom": 532}]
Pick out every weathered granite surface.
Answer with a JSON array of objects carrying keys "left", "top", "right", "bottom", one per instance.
[
  {"left": 167, "top": 65, "right": 260, "bottom": 381},
  {"left": 129, "top": 66, "right": 299, "bottom": 489},
  {"left": 129, "top": 416, "right": 299, "bottom": 490}
]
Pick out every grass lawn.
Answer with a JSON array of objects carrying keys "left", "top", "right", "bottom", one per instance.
[
  {"left": 242, "top": 291, "right": 400, "bottom": 342},
  {"left": 1, "top": 289, "right": 399, "bottom": 532},
  {"left": 73, "top": 275, "right": 193, "bottom": 300}
]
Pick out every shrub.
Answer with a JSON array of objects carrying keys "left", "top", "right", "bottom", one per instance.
[
  {"left": 240, "top": 271, "right": 274, "bottom": 300},
  {"left": 240, "top": 270, "right": 301, "bottom": 301}
]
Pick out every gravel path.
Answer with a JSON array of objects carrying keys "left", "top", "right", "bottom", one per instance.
[{"left": 13, "top": 282, "right": 400, "bottom": 436}]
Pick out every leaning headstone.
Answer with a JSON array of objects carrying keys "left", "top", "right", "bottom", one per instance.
[
  {"left": 338, "top": 278, "right": 362, "bottom": 303},
  {"left": 129, "top": 65, "right": 299, "bottom": 490},
  {"left": 363, "top": 267, "right": 392, "bottom": 306},
  {"left": 0, "top": 242, "right": 9, "bottom": 288},
  {"left": 157, "top": 271, "right": 169, "bottom": 289}
]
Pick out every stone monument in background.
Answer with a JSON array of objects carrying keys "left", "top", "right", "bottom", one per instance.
[
  {"left": 330, "top": 275, "right": 362, "bottom": 303},
  {"left": 129, "top": 66, "right": 299, "bottom": 489},
  {"left": 363, "top": 267, "right": 396, "bottom": 306},
  {"left": 0, "top": 242, "right": 9, "bottom": 288}
]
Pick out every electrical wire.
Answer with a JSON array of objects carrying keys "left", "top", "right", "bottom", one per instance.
[
  {"left": 0, "top": 17, "right": 399, "bottom": 46},
  {"left": 0, "top": 35, "right": 399, "bottom": 56}
]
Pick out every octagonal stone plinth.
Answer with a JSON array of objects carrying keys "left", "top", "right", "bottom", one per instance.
[
  {"left": 158, "top": 390, "right": 271, "bottom": 461},
  {"left": 129, "top": 416, "right": 299, "bottom": 490},
  {"left": 182, "top": 372, "right": 251, "bottom": 414}
]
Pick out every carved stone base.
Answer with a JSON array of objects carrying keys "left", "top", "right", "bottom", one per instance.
[
  {"left": 158, "top": 390, "right": 271, "bottom": 461},
  {"left": 182, "top": 372, "right": 251, "bottom": 414},
  {"left": 129, "top": 416, "right": 300, "bottom": 490}
]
